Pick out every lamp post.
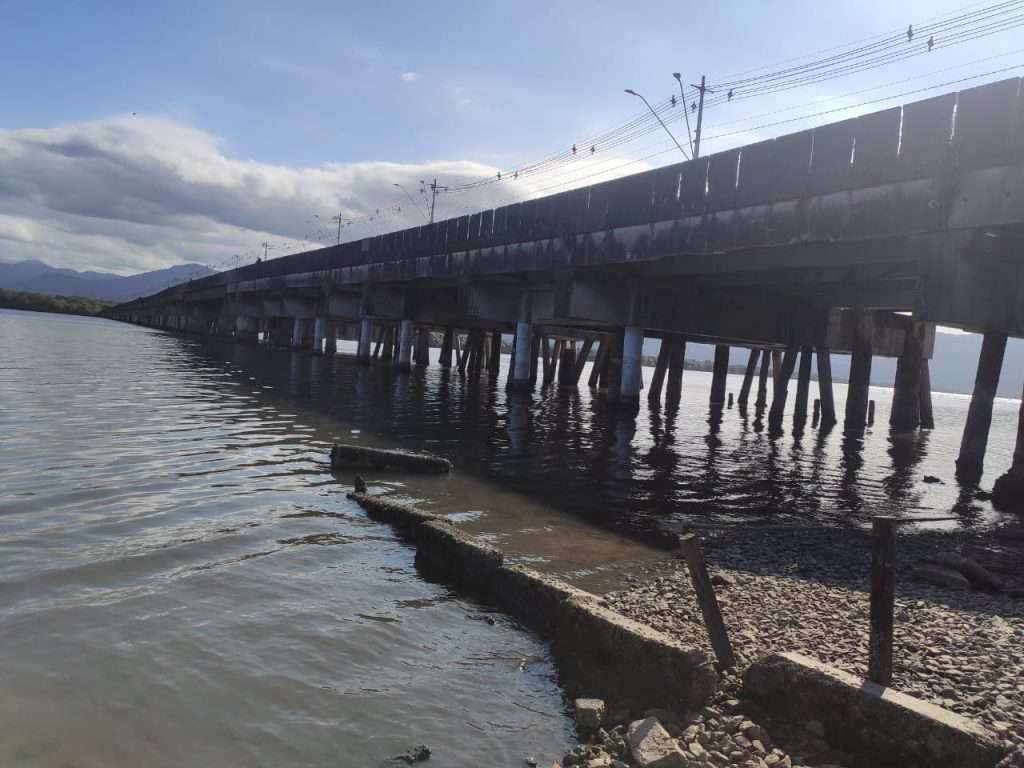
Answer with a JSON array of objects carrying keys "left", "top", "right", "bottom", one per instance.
[
  {"left": 672, "top": 72, "right": 696, "bottom": 157},
  {"left": 625, "top": 88, "right": 689, "bottom": 159},
  {"left": 393, "top": 183, "right": 429, "bottom": 223}
]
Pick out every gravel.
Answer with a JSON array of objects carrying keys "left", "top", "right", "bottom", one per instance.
[{"left": 596, "top": 525, "right": 1024, "bottom": 753}]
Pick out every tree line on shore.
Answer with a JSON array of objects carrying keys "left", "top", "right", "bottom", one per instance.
[{"left": 0, "top": 288, "right": 114, "bottom": 317}]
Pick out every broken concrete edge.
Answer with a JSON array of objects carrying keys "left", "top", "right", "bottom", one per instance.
[
  {"left": 330, "top": 443, "right": 452, "bottom": 474},
  {"left": 346, "top": 492, "right": 718, "bottom": 712},
  {"left": 744, "top": 652, "right": 1007, "bottom": 768}
]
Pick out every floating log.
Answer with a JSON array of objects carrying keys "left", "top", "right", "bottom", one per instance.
[{"left": 329, "top": 444, "right": 452, "bottom": 474}]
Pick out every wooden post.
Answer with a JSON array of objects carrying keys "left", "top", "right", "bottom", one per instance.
[
  {"left": 488, "top": 332, "right": 502, "bottom": 374},
  {"left": 710, "top": 345, "right": 730, "bottom": 405},
  {"left": 440, "top": 328, "right": 454, "bottom": 368},
  {"left": 767, "top": 343, "right": 798, "bottom": 430},
  {"left": 956, "top": 332, "right": 1007, "bottom": 483},
  {"left": 679, "top": 534, "right": 737, "bottom": 669},
  {"left": 844, "top": 311, "right": 874, "bottom": 436},
  {"left": 529, "top": 331, "right": 541, "bottom": 386},
  {"left": 919, "top": 359, "right": 935, "bottom": 430},
  {"left": 816, "top": 348, "right": 837, "bottom": 426},
  {"left": 793, "top": 346, "right": 813, "bottom": 423},
  {"left": 868, "top": 516, "right": 897, "bottom": 687},
  {"left": 737, "top": 349, "right": 759, "bottom": 406},
  {"left": 559, "top": 340, "right": 577, "bottom": 387},
  {"left": 665, "top": 336, "right": 686, "bottom": 408}
]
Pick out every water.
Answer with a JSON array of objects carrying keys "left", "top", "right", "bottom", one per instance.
[
  {"left": 2, "top": 310, "right": 1020, "bottom": 766},
  {"left": 0, "top": 310, "right": 573, "bottom": 768}
]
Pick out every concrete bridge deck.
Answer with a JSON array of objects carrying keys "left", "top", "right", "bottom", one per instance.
[{"left": 107, "top": 78, "right": 1024, "bottom": 506}]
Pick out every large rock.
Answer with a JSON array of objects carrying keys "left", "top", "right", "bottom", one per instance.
[
  {"left": 911, "top": 564, "right": 971, "bottom": 590},
  {"left": 627, "top": 718, "right": 689, "bottom": 768},
  {"left": 928, "top": 551, "right": 1004, "bottom": 592},
  {"left": 575, "top": 698, "right": 606, "bottom": 731},
  {"left": 744, "top": 652, "right": 1005, "bottom": 768}
]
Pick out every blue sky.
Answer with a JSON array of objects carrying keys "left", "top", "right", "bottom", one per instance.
[{"left": 0, "top": 0, "right": 1020, "bottom": 273}]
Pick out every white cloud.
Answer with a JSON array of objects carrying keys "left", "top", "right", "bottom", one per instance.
[
  {"left": 400, "top": 71, "right": 420, "bottom": 83},
  {"left": 0, "top": 115, "right": 500, "bottom": 275}
]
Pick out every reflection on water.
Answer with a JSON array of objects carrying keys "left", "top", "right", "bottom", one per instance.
[{"left": 0, "top": 310, "right": 572, "bottom": 768}]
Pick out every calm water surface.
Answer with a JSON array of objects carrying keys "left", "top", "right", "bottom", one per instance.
[{"left": 0, "top": 310, "right": 573, "bottom": 768}]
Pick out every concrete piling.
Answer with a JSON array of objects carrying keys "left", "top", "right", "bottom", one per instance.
[
  {"left": 956, "top": 332, "right": 1008, "bottom": 483},
  {"left": 618, "top": 326, "right": 644, "bottom": 415},
  {"left": 291, "top": 318, "right": 303, "bottom": 349},
  {"left": 710, "top": 345, "right": 730, "bottom": 405},
  {"left": 397, "top": 320, "right": 413, "bottom": 371},
  {"left": 312, "top": 317, "right": 325, "bottom": 355},
  {"left": 440, "top": 328, "right": 454, "bottom": 368},
  {"left": 357, "top": 318, "right": 372, "bottom": 363},
  {"left": 508, "top": 323, "right": 532, "bottom": 390},
  {"left": 890, "top": 323, "right": 925, "bottom": 430},
  {"left": 559, "top": 340, "right": 577, "bottom": 387}
]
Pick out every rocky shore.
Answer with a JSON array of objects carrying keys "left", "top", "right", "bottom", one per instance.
[{"left": 574, "top": 524, "right": 1024, "bottom": 762}]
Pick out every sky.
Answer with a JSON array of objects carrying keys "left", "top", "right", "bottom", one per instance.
[{"left": 0, "top": 0, "right": 1021, "bottom": 275}]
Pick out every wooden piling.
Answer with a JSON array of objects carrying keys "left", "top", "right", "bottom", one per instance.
[
  {"left": 665, "top": 337, "right": 686, "bottom": 408},
  {"left": 648, "top": 340, "right": 671, "bottom": 406},
  {"left": 868, "top": 516, "right": 897, "bottom": 687},
  {"left": 588, "top": 338, "right": 608, "bottom": 388},
  {"left": 793, "top": 346, "right": 813, "bottom": 423},
  {"left": 919, "top": 359, "right": 935, "bottom": 430},
  {"left": 488, "top": 332, "right": 502, "bottom": 375},
  {"left": 440, "top": 328, "right": 454, "bottom": 368},
  {"left": 737, "top": 349, "right": 759, "bottom": 406},
  {"left": 890, "top": 323, "right": 925, "bottom": 430},
  {"left": 956, "top": 332, "right": 1007, "bottom": 483},
  {"left": 844, "top": 312, "right": 874, "bottom": 436},
  {"left": 767, "top": 343, "right": 798, "bottom": 430},
  {"left": 771, "top": 350, "right": 782, "bottom": 390},
  {"left": 816, "top": 348, "right": 837, "bottom": 426},
  {"left": 868, "top": 400, "right": 876, "bottom": 427},
  {"left": 559, "top": 340, "right": 577, "bottom": 387},
  {"left": 572, "top": 338, "right": 594, "bottom": 385},
  {"left": 710, "top": 345, "right": 730, "bottom": 405},
  {"left": 679, "top": 534, "right": 737, "bottom": 669},
  {"left": 414, "top": 327, "right": 431, "bottom": 365},
  {"left": 529, "top": 331, "right": 541, "bottom": 386},
  {"left": 755, "top": 349, "right": 771, "bottom": 408}
]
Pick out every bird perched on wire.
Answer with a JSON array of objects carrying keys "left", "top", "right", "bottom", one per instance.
[
  {"left": 671, "top": 95, "right": 677, "bottom": 107},
  {"left": 571, "top": 143, "right": 577, "bottom": 154},
  {"left": 727, "top": 89, "right": 733, "bottom": 100},
  {"left": 907, "top": 24, "right": 914, "bottom": 41},
  {"left": 927, "top": 35, "right": 934, "bottom": 51}
]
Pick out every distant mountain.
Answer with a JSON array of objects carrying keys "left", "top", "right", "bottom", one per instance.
[
  {"left": 643, "top": 332, "right": 1024, "bottom": 398},
  {"left": 0, "top": 260, "right": 216, "bottom": 302}
]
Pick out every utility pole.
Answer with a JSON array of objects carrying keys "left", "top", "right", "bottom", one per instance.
[
  {"left": 331, "top": 214, "right": 342, "bottom": 245},
  {"left": 690, "top": 75, "right": 712, "bottom": 158},
  {"left": 421, "top": 178, "right": 449, "bottom": 224},
  {"left": 261, "top": 242, "right": 269, "bottom": 261}
]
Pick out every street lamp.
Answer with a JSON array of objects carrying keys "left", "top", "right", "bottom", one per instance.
[
  {"left": 625, "top": 88, "right": 689, "bottom": 159},
  {"left": 393, "top": 183, "right": 429, "bottom": 223},
  {"left": 671, "top": 73, "right": 696, "bottom": 157}
]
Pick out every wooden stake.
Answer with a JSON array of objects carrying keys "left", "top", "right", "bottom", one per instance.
[
  {"left": 679, "top": 534, "right": 737, "bottom": 669},
  {"left": 868, "top": 516, "right": 897, "bottom": 686}
]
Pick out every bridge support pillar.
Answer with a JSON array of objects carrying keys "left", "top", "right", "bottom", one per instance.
[
  {"left": 768, "top": 343, "right": 798, "bottom": 431},
  {"left": 647, "top": 340, "right": 670, "bottom": 406},
  {"left": 415, "top": 327, "right": 430, "bottom": 365},
  {"left": 710, "top": 345, "right": 730, "bottom": 405},
  {"left": 508, "top": 322, "right": 533, "bottom": 391},
  {"left": 665, "top": 336, "right": 685, "bottom": 409},
  {"left": 844, "top": 312, "right": 875, "bottom": 437},
  {"left": 312, "top": 317, "right": 325, "bottom": 354},
  {"left": 357, "top": 318, "right": 372, "bottom": 363},
  {"left": 291, "top": 318, "right": 304, "bottom": 349},
  {"left": 489, "top": 332, "right": 502, "bottom": 375},
  {"left": 890, "top": 323, "right": 926, "bottom": 431},
  {"left": 235, "top": 316, "right": 259, "bottom": 343},
  {"left": 755, "top": 351, "right": 771, "bottom": 408},
  {"left": 558, "top": 340, "right": 577, "bottom": 387},
  {"left": 615, "top": 326, "right": 644, "bottom": 415},
  {"left": 794, "top": 347, "right": 813, "bottom": 425},
  {"left": 956, "top": 332, "right": 1007, "bottom": 483},
  {"left": 324, "top": 323, "right": 338, "bottom": 354},
  {"left": 440, "top": 328, "right": 454, "bottom": 368},
  {"left": 816, "top": 348, "right": 837, "bottom": 427},
  {"left": 737, "top": 349, "right": 759, "bottom": 407},
  {"left": 993, "top": 380, "right": 1024, "bottom": 508},
  {"left": 919, "top": 359, "right": 934, "bottom": 429},
  {"left": 397, "top": 320, "right": 413, "bottom": 371}
]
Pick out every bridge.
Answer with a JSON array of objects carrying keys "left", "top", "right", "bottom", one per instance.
[{"left": 107, "top": 77, "right": 1024, "bottom": 507}]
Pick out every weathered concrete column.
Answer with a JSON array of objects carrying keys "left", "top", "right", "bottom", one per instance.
[
  {"left": 291, "top": 318, "right": 304, "bottom": 349},
  {"left": 890, "top": 323, "right": 926, "bottom": 430},
  {"left": 817, "top": 348, "right": 837, "bottom": 427},
  {"left": 768, "top": 343, "right": 798, "bottom": 430},
  {"left": 793, "top": 346, "right": 813, "bottom": 423},
  {"left": 956, "top": 332, "right": 1007, "bottom": 483},
  {"left": 755, "top": 351, "right": 771, "bottom": 408},
  {"left": 617, "top": 326, "right": 644, "bottom": 415},
  {"left": 919, "top": 359, "right": 935, "bottom": 429},
  {"left": 737, "top": 349, "right": 759, "bottom": 407},
  {"left": 844, "top": 311, "right": 875, "bottom": 436},
  {"left": 356, "top": 318, "right": 372, "bottom": 363},
  {"left": 710, "top": 345, "right": 730, "bottom": 405},
  {"left": 993, "top": 381, "right": 1024, "bottom": 508},
  {"left": 396, "top": 319, "right": 413, "bottom": 371},
  {"left": 312, "top": 316, "right": 325, "bottom": 355},
  {"left": 507, "top": 322, "right": 534, "bottom": 390}
]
